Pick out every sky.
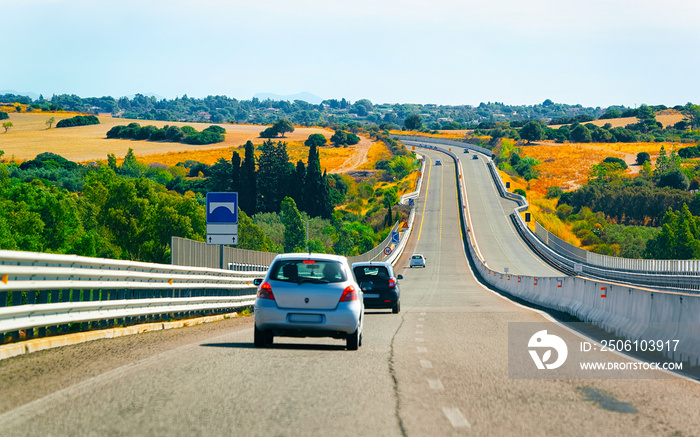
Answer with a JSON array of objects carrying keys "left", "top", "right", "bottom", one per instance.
[{"left": 3, "top": 0, "right": 699, "bottom": 108}]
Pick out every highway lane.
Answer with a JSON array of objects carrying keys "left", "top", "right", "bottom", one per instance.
[{"left": 2, "top": 149, "right": 700, "bottom": 436}]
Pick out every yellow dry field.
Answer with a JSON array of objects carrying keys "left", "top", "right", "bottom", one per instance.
[
  {"left": 519, "top": 141, "right": 685, "bottom": 192},
  {"left": 0, "top": 112, "right": 333, "bottom": 163},
  {"left": 549, "top": 109, "right": 686, "bottom": 129},
  {"left": 360, "top": 140, "right": 392, "bottom": 170}
]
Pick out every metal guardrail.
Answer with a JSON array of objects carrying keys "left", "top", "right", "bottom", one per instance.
[{"left": 0, "top": 250, "right": 265, "bottom": 336}]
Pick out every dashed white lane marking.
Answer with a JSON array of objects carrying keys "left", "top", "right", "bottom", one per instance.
[
  {"left": 416, "top": 324, "right": 424, "bottom": 328},
  {"left": 442, "top": 407, "right": 471, "bottom": 428},
  {"left": 417, "top": 346, "right": 427, "bottom": 353},
  {"left": 416, "top": 330, "right": 424, "bottom": 334},
  {"left": 418, "top": 318, "right": 425, "bottom": 321},
  {"left": 415, "top": 338, "right": 424, "bottom": 342},
  {"left": 428, "top": 379, "right": 444, "bottom": 390},
  {"left": 420, "top": 312, "right": 426, "bottom": 315},
  {"left": 420, "top": 360, "right": 433, "bottom": 369}
]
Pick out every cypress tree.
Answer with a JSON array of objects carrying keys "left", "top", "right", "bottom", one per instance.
[
  {"left": 231, "top": 150, "right": 241, "bottom": 193},
  {"left": 281, "top": 197, "right": 305, "bottom": 252},
  {"left": 291, "top": 160, "right": 306, "bottom": 209},
  {"left": 239, "top": 141, "right": 257, "bottom": 215},
  {"left": 304, "top": 142, "right": 323, "bottom": 217},
  {"left": 257, "top": 140, "right": 293, "bottom": 213}
]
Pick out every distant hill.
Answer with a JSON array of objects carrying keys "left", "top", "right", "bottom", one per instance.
[
  {"left": 0, "top": 90, "right": 41, "bottom": 100},
  {"left": 254, "top": 92, "right": 323, "bottom": 104}
]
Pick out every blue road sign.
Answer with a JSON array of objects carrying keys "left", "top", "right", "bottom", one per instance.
[
  {"left": 206, "top": 192, "right": 238, "bottom": 224},
  {"left": 391, "top": 231, "right": 400, "bottom": 244}
]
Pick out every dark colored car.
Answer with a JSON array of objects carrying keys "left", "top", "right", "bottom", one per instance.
[{"left": 352, "top": 262, "right": 402, "bottom": 314}]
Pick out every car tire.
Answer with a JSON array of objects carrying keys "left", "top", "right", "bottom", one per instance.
[
  {"left": 347, "top": 328, "right": 360, "bottom": 350},
  {"left": 254, "top": 325, "right": 270, "bottom": 348},
  {"left": 392, "top": 301, "right": 400, "bottom": 314}
]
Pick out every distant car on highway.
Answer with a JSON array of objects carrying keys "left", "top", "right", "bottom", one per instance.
[
  {"left": 253, "top": 253, "right": 364, "bottom": 350},
  {"left": 463, "top": 148, "right": 469, "bottom": 153},
  {"left": 409, "top": 254, "right": 426, "bottom": 268},
  {"left": 472, "top": 154, "right": 478, "bottom": 160},
  {"left": 435, "top": 159, "right": 442, "bottom": 165},
  {"left": 352, "top": 261, "right": 402, "bottom": 314}
]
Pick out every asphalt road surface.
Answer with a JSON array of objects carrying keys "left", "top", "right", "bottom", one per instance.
[{"left": 1, "top": 148, "right": 699, "bottom": 436}]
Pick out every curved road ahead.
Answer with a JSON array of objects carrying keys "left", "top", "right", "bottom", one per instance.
[{"left": 1, "top": 149, "right": 699, "bottom": 436}]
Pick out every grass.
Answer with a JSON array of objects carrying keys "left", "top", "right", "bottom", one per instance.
[{"left": 0, "top": 112, "right": 333, "bottom": 163}]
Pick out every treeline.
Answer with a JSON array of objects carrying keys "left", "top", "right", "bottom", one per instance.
[
  {"left": 106, "top": 123, "right": 225, "bottom": 145},
  {"left": 55, "top": 115, "right": 99, "bottom": 128},
  {"left": 4, "top": 91, "right": 679, "bottom": 129},
  {"left": 559, "top": 182, "right": 700, "bottom": 227},
  {"left": 475, "top": 104, "right": 700, "bottom": 145}
]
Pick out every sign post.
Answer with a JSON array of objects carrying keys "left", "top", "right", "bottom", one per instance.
[{"left": 206, "top": 192, "right": 238, "bottom": 269}]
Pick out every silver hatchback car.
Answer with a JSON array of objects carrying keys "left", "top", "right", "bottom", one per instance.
[
  {"left": 254, "top": 253, "right": 364, "bottom": 350},
  {"left": 409, "top": 254, "right": 426, "bottom": 268}
]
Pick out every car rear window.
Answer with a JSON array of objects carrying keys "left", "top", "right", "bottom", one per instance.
[
  {"left": 270, "top": 260, "right": 347, "bottom": 283},
  {"left": 353, "top": 266, "right": 391, "bottom": 282},
  {"left": 412, "top": 255, "right": 422, "bottom": 259}
]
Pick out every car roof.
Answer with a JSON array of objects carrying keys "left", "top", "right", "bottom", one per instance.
[
  {"left": 352, "top": 261, "right": 392, "bottom": 268},
  {"left": 273, "top": 253, "right": 348, "bottom": 263}
]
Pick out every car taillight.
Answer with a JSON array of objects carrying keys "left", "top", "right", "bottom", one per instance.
[
  {"left": 257, "top": 282, "right": 275, "bottom": 300},
  {"left": 388, "top": 278, "right": 396, "bottom": 288},
  {"left": 339, "top": 285, "right": 357, "bottom": 302}
]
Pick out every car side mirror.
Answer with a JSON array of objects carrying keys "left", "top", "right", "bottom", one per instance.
[
  {"left": 397, "top": 274, "right": 403, "bottom": 280},
  {"left": 253, "top": 278, "right": 263, "bottom": 286}
]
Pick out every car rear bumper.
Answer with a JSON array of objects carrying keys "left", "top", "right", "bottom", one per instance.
[
  {"left": 254, "top": 299, "right": 361, "bottom": 336},
  {"left": 362, "top": 289, "right": 399, "bottom": 309}
]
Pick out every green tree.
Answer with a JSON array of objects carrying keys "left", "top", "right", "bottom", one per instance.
[
  {"left": 636, "top": 152, "right": 651, "bottom": 165},
  {"left": 304, "top": 139, "right": 333, "bottom": 218},
  {"left": 636, "top": 104, "right": 658, "bottom": 133},
  {"left": 239, "top": 141, "right": 257, "bottom": 215},
  {"left": 208, "top": 157, "right": 233, "bottom": 191},
  {"left": 256, "top": 140, "right": 293, "bottom": 213},
  {"left": 305, "top": 133, "right": 327, "bottom": 148},
  {"left": 2, "top": 122, "right": 13, "bottom": 132},
  {"left": 404, "top": 113, "right": 423, "bottom": 130},
  {"left": 330, "top": 130, "right": 347, "bottom": 146},
  {"left": 570, "top": 124, "right": 592, "bottom": 142},
  {"left": 281, "top": 197, "right": 305, "bottom": 252},
  {"left": 519, "top": 120, "right": 545, "bottom": 143},
  {"left": 231, "top": 150, "right": 241, "bottom": 193},
  {"left": 46, "top": 117, "right": 55, "bottom": 129},
  {"left": 646, "top": 204, "right": 700, "bottom": 259},
  {"left": 290, "top": 160, "right": 306, "bottom": 208},
  {"left": 272, "top": 119, "right": 295, "bottom": 137}
]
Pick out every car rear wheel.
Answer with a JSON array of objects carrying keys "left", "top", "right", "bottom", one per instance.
[
  {"left": 392, "top": 301, "right": 400, "bottom": 314},
  {"left": 254, "top": 326, "right": 272, "bottom": 348},
  {"left": 347, "top": 328, "right": 360, "bottom": 350}
]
